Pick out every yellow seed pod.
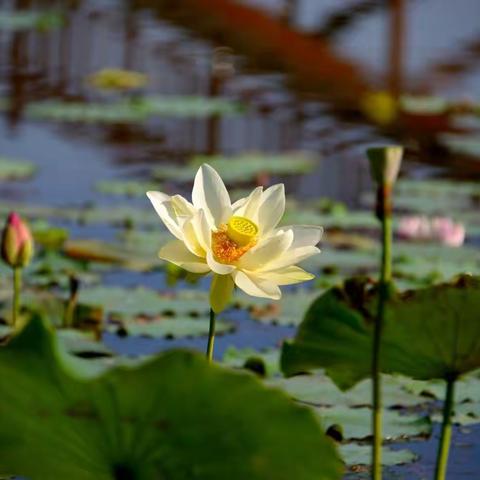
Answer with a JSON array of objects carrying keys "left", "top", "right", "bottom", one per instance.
[{"left": 227, "top": 216, "right": 258, "bottom": 246}]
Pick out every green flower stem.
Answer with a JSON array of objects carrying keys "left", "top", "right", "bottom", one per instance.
[
  {"left": 64, "top": 275, "right": 80, "bottom": 328},
  {"left": 434, "top": 376, "right": 456, "bottom": 480},
  {"left": 372, "top": 186, "right": 393, "bottom": 480},
  {"left": 206, "top": 308, "right": 216, "bottom": 363},
  {"left": 12, "top": 267, "right": 22, "bottom": 328}
]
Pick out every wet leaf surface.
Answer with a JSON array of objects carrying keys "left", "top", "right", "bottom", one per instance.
[{"left": 0, "top": 317, "right": 343, "bottom": 480}]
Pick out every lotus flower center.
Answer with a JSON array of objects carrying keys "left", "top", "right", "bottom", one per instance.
[{"left": 212, "top": 216, "right": 258, "bottom": 264}]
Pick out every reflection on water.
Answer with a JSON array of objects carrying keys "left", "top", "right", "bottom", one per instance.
[{"left": 1, "top": 0, "right": 479, "bottom": 210}]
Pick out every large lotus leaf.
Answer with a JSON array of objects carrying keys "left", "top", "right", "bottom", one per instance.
[
  {"left": 282, "top": 276, "right": 480, "bottom": 389},
  {"left": 0, "top": 157, "right": 36, "bottom": 180},
  {"left": 0, "top": 317, "right": 342, "bottom": 480},
  {"left": 315, "top": 406, "right": 431, "bottom": 441}
]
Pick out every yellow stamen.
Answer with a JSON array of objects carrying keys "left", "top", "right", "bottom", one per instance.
[
  {"left": 212, "top": 217, "right": 258, "bottom": 264},
  {"left": 227, "top": 216, "right": 258, "bottom": 247}
]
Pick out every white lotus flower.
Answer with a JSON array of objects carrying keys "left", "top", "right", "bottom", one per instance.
[{"left": 147, "top": 164, "right": 322, "bottom": 312}]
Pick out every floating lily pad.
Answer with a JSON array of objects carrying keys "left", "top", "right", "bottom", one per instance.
[
  {"left": 80, "top": 286, "right": 209, "bottom": 318},
  {"left": 440, "top": 133, "right": 480, "bottom": 158},
  {"left": 282, "top": 275, "right": 480, "bottom": 389},
  {"left": 0, "top": 316, "right": 343, "bottom": 480},
  {"left": 223, "top": 347, "right": 281, "bottom": 377},
  {"left": 63, "top": 239, "right": 160, "bottom": 271},
  {"left": 0, "top": 11, "right": 63, "bottom": 31},
  {"left": 315, "top": 406, "right": 431, "bottom": 441},
  {"left": 245, "top": 290, "right": 318, "bottom": 326},
  {"left": 95, "top": 180, "right": 159, "bottom": 197},
  {"left": 0, "top": 157, "right": 36, "bottom": 180},
  {"left": 107, "top": 314, "right": 234, "bottom": 339},
  {"left": 25, "top": 96, "right": 242, "bottom": 123},
  {"left": 153, "top": 152, "right": 316, "bottom": 183},
  {"left": 270, "top": 373, "right": 433, "bottom": 408},
  {"left": 340, "top": 444, "right": 416, "bottom": 467}
]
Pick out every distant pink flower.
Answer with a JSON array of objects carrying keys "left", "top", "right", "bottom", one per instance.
[
  {"left": 431, "top": 217, "right": 465, "bottom": 247},
  {"left": 398, "top": 216, "right": 465, "bottom": 247}
]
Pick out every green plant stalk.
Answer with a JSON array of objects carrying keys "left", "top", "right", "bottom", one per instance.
[
  {"left": 206, "top": 308, "right": 216, "bottom": 363},
  {"left": 372, "top": 188, "right": 393, "bottom": 480},
  {"left": 12, "top": 267, "right": 22, "bottom": 328},
  {"left": 434, "top": 377, "right": 456, "bottom": 480},
  {"left": 64, "top": 294, "right": 77, "bottom": 328}
]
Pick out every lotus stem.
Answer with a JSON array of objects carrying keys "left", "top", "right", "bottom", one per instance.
[
  {"left": 64, "top": 275, "right": 80, "bottom": 328},
  {"left": 206, "top": 308, "right": 216, "bottom": 362},
  {"left": 372, "top": 185, "right": 393, "bottom": 480},
  {"left": 12, "top": 267, "right": 22, "bottom": 328},
  {"left": 434, "top": 376, "right": 456, "bottom": 480}
]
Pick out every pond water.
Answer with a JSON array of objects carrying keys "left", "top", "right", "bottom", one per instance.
[{"left": 1, "top": 0, "right": 480, "bottom": 478}]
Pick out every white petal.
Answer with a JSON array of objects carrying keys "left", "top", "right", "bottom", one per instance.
[
  {"left": 233, "top": 270, "right": 281, "bottom": 300},
  {"left": 191, "top": 209, "right": 211, "bottom": 251},
  {"left": 263, "top": 245, "right": 321, "bottom": 271},
  {"left": 159, "top": 240, "right": 210, "bottom": 273},
  {"left": 238, "top": 230, "right": 293, "bottom": 270},
  {"left": 257, "top": 184, "right": 285, "bottom": 235},
  {"left": 181, "top": 215, "right": 206, "bottom": 257},
  {"left": 192, "top": 164, "right": 232, "bottom": 227},
  {"left": 206, "top": 250, "right": 236, "bottom": 275},
  {"left": 171, "top": 195, "right": 195, "bottom": 218},
  {"left": 257, "top": 266, "right": 314, "bottom": 285},
  {"left": 147, "top": 191, "right": 183, "bottom": 240},
  {"left": 286, "top": 225, "right": 324, "bottom": 248},
  {"left": 233, "top": 186, "right": 263, "bottom": 221}
]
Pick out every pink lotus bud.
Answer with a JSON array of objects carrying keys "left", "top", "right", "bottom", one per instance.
[{"left": 1, "top": 212, "right": 34, "bottom": 268}]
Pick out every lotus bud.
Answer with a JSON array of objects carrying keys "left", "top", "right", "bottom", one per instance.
[
  {"left": 367, "top": 146, "right": 403, "bottom": 187},
  {"left": 1, "top": 212, "right": 34, "bottom": 268}
]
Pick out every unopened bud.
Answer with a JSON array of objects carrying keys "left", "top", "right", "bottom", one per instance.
[
  {"left": 367, "top": 146, "right": 403, "bottom": 186},
  {"left": 1, "top": 212, "right": 34, "bottom": 268}
]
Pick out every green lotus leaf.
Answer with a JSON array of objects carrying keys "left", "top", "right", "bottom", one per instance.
[
  {"left": 222, "top": 347, "right": 281, "bottom": 377},
  {"left": 0, "top": 316, "right": 342, "bottom": 480},
  {"left": 80, "top": 286, "right": 209, "bottom": 318},
  {"left": 340, "top": 444, "right": 416, "bottom": 467},
  {"left": 270, "top": 373, "right": 433, "bottom": 408},
  {"left": 153, "top": 152, "right": 315, "bottom": 183},
  {"left": 281, "top": 275, "right": 480, "bottom": 389},
  {"left": 315, "top": 406, "right": 431, "bottom": 441},
  {"left": 107, "top": 314, "right": 234, "bottom": 339},
  {"left": 25, "top": 96, "right": 242, "bottom": 123},
  {"left": 96, "top": 180, "right": 159, "bottom": 197},
  {"left": 241, "top": 290, "right": 319, "bottom": 326},
  {"left": 0, "top": 157, "right": 36, "bottom": 180}
]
